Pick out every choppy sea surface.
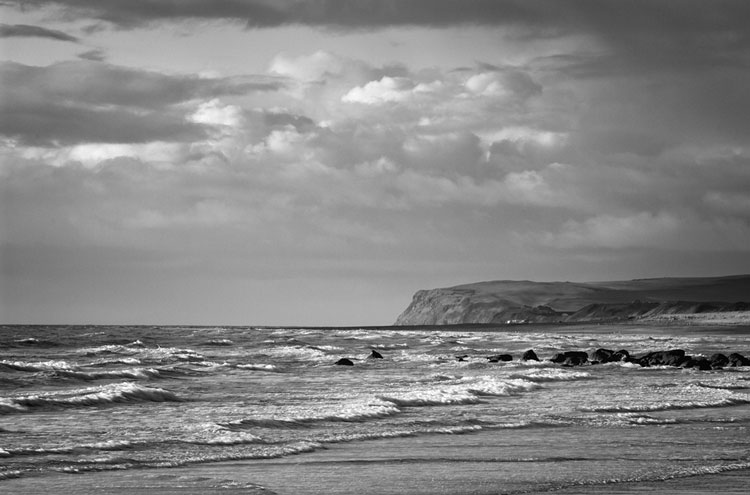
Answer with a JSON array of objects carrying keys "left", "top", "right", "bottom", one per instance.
[{"left": 1, "top": 324, "right": 749, "bottom": 494}]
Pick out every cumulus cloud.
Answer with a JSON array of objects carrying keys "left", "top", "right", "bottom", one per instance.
[
  {"left": 269, "top": 50, "right": 344, "bottom": 82},
  {"left": 342, "top": 76, "right": 443, "bottom": 105},
  {"left": 3, "top": 28, "right": 750, "bottom": 325},
  {"left": 465, "top": 69, "right": 541, "bottom": 100}
]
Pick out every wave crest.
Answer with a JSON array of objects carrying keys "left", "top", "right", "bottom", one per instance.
[{"left": 1, "top": 383, "right": 182, "bottom": 414}]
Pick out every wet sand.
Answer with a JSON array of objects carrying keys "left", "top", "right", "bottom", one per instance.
[{"left": 4, "top": 427, "right": 749, "bottom": 495}]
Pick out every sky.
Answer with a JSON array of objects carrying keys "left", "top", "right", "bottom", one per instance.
[{"left": 1, "top": 0, "right": 750, "bottom": 326}]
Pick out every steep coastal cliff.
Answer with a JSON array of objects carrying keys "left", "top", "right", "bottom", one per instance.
[{"left": 395, "top": 275, "right": 750, "bottom": 325}]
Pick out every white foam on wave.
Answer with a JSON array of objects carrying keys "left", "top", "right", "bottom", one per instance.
[
  {"left": 0, "top": 360, "right": 75, "bottom": 372},
  {"left": 81, "top": 344, "right": 138, "bottom": 356},
  {"left": 261, "top": 345, "right": 329, "bottom": 362},
  {"left": 2, "top": 382, "right": 182, "bottom": 413},
  {"left": 318, "top": 424, "right": 484, "bottom": 445},
  {"left": 236, "top": 363, "right": 278, "bottom": 371},
  {"left": 464, "top": 376, "right": 539, "bottom": 396},
  {"left": 512, "top": 368, "right": 592, "bottom": 382},
  {"left": 89, "top": 357, "right": 143, "bottom": 366},
  {"left": 54, "top": 367, "right": 163, "bottom": 381},
  {"left": 228, "top": 398, "right": 402, "bottom": 428},
  {"left": 177, "top": 424, "right": 264, "bottom": 445},
  {"left": 378, "top": 389, "right": 481, "bottom": 407},
  {"left": 379, "top": 375, "right": 538, "bottom": 407},
  {"left": 582, "top": 396, "right": 750, "bottom": 413},
  {"left": 139, "top": 347, "right": 206, "bottom": 363},
  {"left": 4, "top": 439, "right": 141, "bottom": 456},
  {"left": 693, "top": 379, "right": 749, "bottom": 391}
]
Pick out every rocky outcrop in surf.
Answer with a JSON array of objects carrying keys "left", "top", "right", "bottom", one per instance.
[
  {"left": 480, "top": 348, "right": 750, "bottom": 370},
  {"left": 395, "top": 275, "right": 750, "bottom": 325}
]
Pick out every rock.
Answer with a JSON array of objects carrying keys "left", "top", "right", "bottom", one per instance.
[
  {"left": 563, "top": 355, "right": 587, "bottom": 366},
  {"left": 694, "top": 358, "right": 712, "bottom": 371},
  {"left": 728, "top": 353, "right": 750, "bottom": 367},
  {"left": 488, "top": 354, "right": 513, "bottom": 363},
  {"left": 551, "top": 351, "right": 588, "bottom": 366},
  {"left": 613, "top": 350, "right": 630, "bottom": 361},
  {"left": 591, "top": 348, "right": 616, "bottom": 363},
  {"left": 369, "top": 350, "right": 383, "bottom": 359},
  {"left": 680, "top": 357, "right": 711, "bottom": 370},
  {"left": 335, "top": 358, "right": 354, "bottom": 366},
  {"left": 522, "top": 349, "right": 539, "bottom": 361},
  {"left": 709, "top": 353, "right": 729, "bottom": 369},
  {"left": 637, "top": 349, "right": 686, "bottom": 367}
]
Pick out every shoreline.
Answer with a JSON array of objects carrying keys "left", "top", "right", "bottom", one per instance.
[{"left": 3, "top": 429, "right": 750, "bottom": 495}]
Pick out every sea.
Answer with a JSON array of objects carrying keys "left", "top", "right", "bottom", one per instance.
[{"left": 1, "top": 323, "right": 749, "bottom": 494}]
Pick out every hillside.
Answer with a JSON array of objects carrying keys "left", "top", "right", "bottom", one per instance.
[{"left": 394, "top": 275, "right": 750, "bottom": 325}]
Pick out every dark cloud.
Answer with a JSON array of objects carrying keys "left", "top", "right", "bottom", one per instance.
[
  {"left": 16, "top": 1, "right": 749, "bottom": 77},
  {"left": 0, "top": 61, "right": 284, "bottom": 145},
  {"left": 77, "top": 48, "right": 106, "bottom": 61},
  {"left": 263, "top": 111, "right": 316, "bottom": 132},
  {"left": 0, "top": 23, "right": 78, "bottom": 42},
  {"left": 15, "top": 1, "right": 750, "bottom": 34},
  {"left": 0, "top": 100, "right": 207, "bottom": 146},
  {"left": 1, "top": 61, "right": 282, "bottom": 109}
]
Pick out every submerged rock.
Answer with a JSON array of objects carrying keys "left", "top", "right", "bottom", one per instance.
[
  {"left": 591, "top": 348, "right": 616, "bottom": 364},
  {"left": 542, "top": 346, "right": 742, "bottom": 371},
  {"left": 552, "top": 351, "right": 588, "bottom": 366},
  {"left": 522, "top": 349, "right": 540, "bottom": 361},
  {"left": 728, "top": 353, "right": 750, "bottom": 367},
  {"left": 488, "top": 354, "right": 513, "bottom": 363},
  {"left": 709, "top": 353, "right": 729, "bottom": 369},
  {"left": 637, "top": 349, "right": 687, "bottom": 367},
  {"left": 613, "top": 350, "right": 630, "bottom": 362}
]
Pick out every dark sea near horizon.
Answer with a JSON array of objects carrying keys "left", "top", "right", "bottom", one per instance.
[{"left": 1, "top": 323, "right": 749, "bottom": 494}]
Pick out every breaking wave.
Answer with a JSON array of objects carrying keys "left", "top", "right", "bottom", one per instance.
[
  {"left": 0, "top": 360, "right": 75, "bottom": 372},
  {"left": 581, "top": 396, "right": 750, "bottom": 413},
  {"left": 379, "top": 377, "right": 538, "bottom": 407},
  {"left": 1, "top": 383, "right": 183, "bottom": 414},
  {"left": 225, "top": 399, "right": 402, "bottom": 429}
]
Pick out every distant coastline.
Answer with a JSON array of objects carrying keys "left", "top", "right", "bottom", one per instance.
[{"left": 396, "top": 274, "right": 750, "bottom": 326}]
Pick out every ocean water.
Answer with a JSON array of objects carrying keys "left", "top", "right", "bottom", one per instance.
[{"left": 1, "top": 323, "right": 749, "bottom": 494}]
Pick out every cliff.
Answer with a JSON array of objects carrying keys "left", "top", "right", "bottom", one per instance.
[{"left": 394, "top": 275, "right": 750, "bottom": 325}]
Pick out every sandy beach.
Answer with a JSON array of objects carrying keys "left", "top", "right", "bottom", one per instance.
[{"left": 4, "top": 423, "right": 750, "bottom": 495}]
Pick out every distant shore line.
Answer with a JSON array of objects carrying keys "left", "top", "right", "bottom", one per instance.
[{"left": 2, "top": 312, "right": 749, "bottom": 331}]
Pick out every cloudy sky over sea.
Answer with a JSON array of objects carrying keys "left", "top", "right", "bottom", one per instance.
[{"left": 2, "top": 1, "right": 749, "bottom": 325}]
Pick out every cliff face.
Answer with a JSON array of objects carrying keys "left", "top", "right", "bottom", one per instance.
[{"left": 394, "top": 275, "right": 750, "bottom": 325}]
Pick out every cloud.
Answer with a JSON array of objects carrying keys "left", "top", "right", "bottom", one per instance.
[
  {"left": 465, "top": 69, "right": 541, "bottom": 100},
  {"left": 527, "top": 210, "right": 750, "bottom": 253},
  {"left": 15, "top": 1, "right": 749, "bottom": 35},
  {"left": 2, "top": 39, "right": 750, "bottom": 326},
  {"left": 269, "top": 50, "right": 345, "bottom": 82},
  {"left": 0, "top": 23, "right": 78, "bottom": 42},
  {"left": 1, "top": 104, "right": 207, "bottom": 146},
  {"left": 0, "top": 61, "right": 283, "bottom": 145}
]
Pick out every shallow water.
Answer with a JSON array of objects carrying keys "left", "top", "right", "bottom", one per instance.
[{"left": 1, "top": 323, "right": 749, "bottom": 493}]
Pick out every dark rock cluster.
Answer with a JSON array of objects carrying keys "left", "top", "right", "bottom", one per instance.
[
  {"left": 481, "top": 348, "right": 750, "bottom": 370},
  {"left": 336, "top": 348, "right": 750, "bottom": 369}
]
